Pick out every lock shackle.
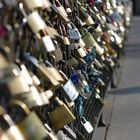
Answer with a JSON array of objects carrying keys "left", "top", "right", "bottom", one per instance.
[
  {"left": 80, "top": 116, "right": 87, "bottom": 124},
  {"left": 81, "top": 28, "right": 88, "bottom": 35},
  {"left": 19, "top": 3, "right": 28, "bottom": 18},
  {"left": 59, "top": 70, "right": 68, "bottom": 81},
  {"left": 45, "top": 55, "right": 56, "bottom": 67},
  {"left": 53, "top": 0, "right": 62, "bottom": 7},
  {"left": 59, "top": 24, "right": 67, "bottom": 36},
  {"left": 10, "top": 100, "right": 30, "bottom": 115},
  {"left": 67, "top": 22, "right": 76, "bottom": 30}
]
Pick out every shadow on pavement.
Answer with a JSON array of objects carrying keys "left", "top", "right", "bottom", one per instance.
[{"left": 108, "top": 86, "right": 140, "bottom": 95}]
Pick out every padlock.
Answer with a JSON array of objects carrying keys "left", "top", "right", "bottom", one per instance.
[
  {"left": 63, "top": 79, "right": 79, "bottom": 101},
  {"left": 59, "top": 24, "right": 70, "bottom": 45},
  {"left": 76, "top": 47, "right": 87, "bottom": 58},
  {"left": 79, "top": 5, "right": 94, "bottom": 25},
  {"left": 48, "top": 97, "right": 75, "bottom": 130},
  {"left": 42, "top": 35, "right": 55, "bottom": 52},
  {"left": 7, "top": 75, "right": 30, "bottom": 96},
  {"left": 79, "top": 38, "right": 86, "bottom": 48},
  {"left": 6, "top": 66, "right": 45, "bottom": 108},
  {"left": 82, "top": 31, "right": 104, "bottom": 56},
  {"left": 67, "top": 57, "right": 79, "bottom": 68},
  {"left": 51, "top": 46, "right": 63, "bottom": 62},
  {"left": 24, "top": 54, "right": 61, "bottom": 89},
  {"left": 54, "top": 0, "right": 68, "bottom": 17},
  {"left": 94, "top": 58, "right": 104, "bottom": 69},
  {"left": 44, "top": 59, "right": 64, "bottom": 84},
  {"left": 23, "top": 0, "right": 43, "bottom": 10},
  {"left": 67, "top": 22, "right": 81, "bottom": 41},
  {"left": 27, "top": 11, "right": 46, "bottom": 34},
  {"left": 63, "top": 36, "right": 70, "bottom": 45},
  {"left": 40, "top": 90, "right": 54, "bottom": 105},
  {"left": 10, "top": 100, "right": 53, "bottom": 140},
  {"left": 0, "top": 106, "right": 25, "bottom": 140},
  {"left": 52, "top": 0, "right": 70, "bottom": 23},
  {"left": 80, "top": 117, "right": 94, "bottom": 133}
]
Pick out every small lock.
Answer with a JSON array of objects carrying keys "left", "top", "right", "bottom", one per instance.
[
  {"left": 77, "top": 47, "right": 87, "bottom": 58},
  {"left": 63, "top": 79, "right": 79, "bottom": 101},
  {"left": 80, "top": 117, "right": 93, "bottom": 133},
  {"left": 54, "top": 0, "right": 68, "bottom": 17},
  {"left": 40, "top": 90, "right": 53, "bottom": 105},
  {"left": 57, "top": 5, "right": 68, "bottom": 18},
  {"left": 42, "top": 35, "right": 55, "bottom": 52},
  {"left": 63, "top": 36, "right": 70, "bottom": 45},
  {"left": 67, "top": 22, "right": 81, "bottom": 41}
]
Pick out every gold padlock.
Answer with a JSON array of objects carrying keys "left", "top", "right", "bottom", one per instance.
[{"left": 48, "top": 97, "right": 75, "bottom": 130}]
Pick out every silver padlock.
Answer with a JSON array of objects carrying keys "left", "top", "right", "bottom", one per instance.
[
  {"left": 77, "top": 47, "right": 87, "bottom": 58},
  {"left": 42, "top": 35, "right": 55, "bottom": 52},
  {"left": 67, "top": 22, "right": 81, "bottom": 41},
  {"left": 80, "top": 117, "right": 93, "bottom": 133}
]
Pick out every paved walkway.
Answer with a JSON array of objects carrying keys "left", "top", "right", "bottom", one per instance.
[{"left": 106, "top": 16, "right": 140, "bottom": 140}]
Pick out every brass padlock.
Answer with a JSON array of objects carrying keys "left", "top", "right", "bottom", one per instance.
[
  {"left": 10, "top": 100, "right": 50, "bottom": 140},
  {"left": 24, "top": 54, "right": 61, "bottom": 89},
  {"left": 48, "top": 97, "right": 75, "bottom": 130}
]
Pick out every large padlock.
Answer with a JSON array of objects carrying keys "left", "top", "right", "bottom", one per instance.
[
  {"left": 27, "top": 11, "right": 46, "bottom": 34},
  {"left": 82, "top": 31, "right": 104, "bottom": 56},
  {"left": 48, "top": 97, "right": 75, "bottom": 130},
  {"left": 0, "top": 106, "right": 25, "bottom": 140},
  {"left": 80, "top": 117, "right": 94, "bottom": 133},
  {"left": 10, "top": 100, "right": 56, "bottom": 140},
  {"left": 24, "top": 54, "right": 62, "bottom": 89}
]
